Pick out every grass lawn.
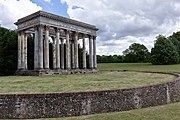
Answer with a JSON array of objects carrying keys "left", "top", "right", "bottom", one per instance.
[
  {"left": 98, "top": 63, "right": 180, "bottom": 72},
  {"left": 0, "top": 71, "right": 175, "bottom": 94},
  {"left": 0, "top": 63, "right": 179, "bottom": 120},
  {"left": 45, "top": 102, "right": 180, "bottom": 120}
]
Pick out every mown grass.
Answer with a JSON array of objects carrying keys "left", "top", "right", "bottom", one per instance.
[
  {"left": 45, "top": 102, "right": 180, "bottom": 120},
  {"left": 0, "top": 71, "right": 175, "bottom": 94},
  {"left": 0, "top": 63, "right": 179, "bottom": 120},
  {"left": 98, "top": 63, "right": 180, "bottom": 72}
]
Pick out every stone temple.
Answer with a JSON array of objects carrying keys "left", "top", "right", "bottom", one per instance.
[{"left": 15, "top": 11, "right": 98, "bottom": 76}]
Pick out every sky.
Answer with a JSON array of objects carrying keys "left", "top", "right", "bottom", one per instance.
[{"left": 1, "top": 0, "right": 180, "bottom": 55}]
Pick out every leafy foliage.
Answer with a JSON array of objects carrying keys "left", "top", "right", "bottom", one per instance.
[
  {"left": 151, "top": 35, "right": 179, "bottom": 65},
  {"left": 123, "top": 43, "right": 150, "bottom": 63},
  {"left": 97, "top": 55, "right": 123, "bottom": 63},
  {"left": 168, "top": 32, "right": 180, "bottom": 59},
  {"left": 0, "top": 27, "right": 17, "bottom": 75}
]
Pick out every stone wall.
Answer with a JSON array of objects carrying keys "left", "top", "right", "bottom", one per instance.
[{"left": 0, "top": 72, "right": 179, "bottom": 119}]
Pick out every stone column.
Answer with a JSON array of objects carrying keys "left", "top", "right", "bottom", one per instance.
[
  {"left": 55, "top": 28, "right": 60, "bottom": 69},
  {"left": 74, "top": 32, "right": 79, "bottom": 69},
  {"left": 34, "top": 26, "right": 38, "bottom": 69},
  {"left": 34, "top": 25, "right": 44, "bottom": 70},
  {"left": 24, "top": 33, "right": 28, "bottom": 70},
  {"left": 66, "top": 30, "right": 71, "bottom": 69},
  {"left": 17, "top": 32, "right": 22, "bottom": 70},
  {"left": 89, "top": 36, "right": 93, "bottom": 69},
  {"left": 93, "top": 36, "right": 97, "bottom": 69},
  {"left": 21, "top": 31, "right": 25, "bottom": 69},
  {"left": 71, "top": 40, "right": 75, "bottom": 69},
  {"left": 44, "top": 25, "right": 50, "bottom": 69},
  {"left": 82, "top": 34, "right": 86, "bottom": 69},
  {"left": 38, "top": 25, "right": 44, "bottom": 69},
  {"left": 52, "top": 37, "right": 56, "bottom": 69},
  {"left": 60, "top": 38, "right": 64, "bottom": 69}
]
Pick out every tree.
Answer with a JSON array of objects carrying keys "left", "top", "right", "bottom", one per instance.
[
  {"left": 0, "top": 27, "right": 17, "bottom": 75},
  {"left": 97, "top": 55, "right": 123, "bottom": 63},
  {"left": 168, "top": 31, "right": 180, "bottom": 60},
  {"left": 151, "top": 35, "right": 179, "bottom": 65},
  {"left": 123, "top": 43, "right": 150, "bottom": 63}
]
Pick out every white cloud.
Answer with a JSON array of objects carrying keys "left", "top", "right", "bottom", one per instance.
[
  {"left": 44, "top": 0, "right": 51, "bottom": 3},
  {"left": 61, "top": 0, "right": 180, "bottom": 55},
  {"left": 43, "top": 0, "right": 53, "bottom": 5},
  {"left": 0, "top": 0, "right": 42, "bottom": 29}
]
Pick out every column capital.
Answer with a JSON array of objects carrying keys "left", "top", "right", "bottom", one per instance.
[
  {"left": 34, "top": 24, "right": 44, "bottom": 30},
  {"left": 93, "top": 36, "right": 97, "bottom": 40},
  {"left": 44, "top": 25, "right": 50, "bottom": 31},
  {"left": 89, "top": 35, "right": 93, "bottom": 39},
  {"left": 74, "top": 31, "right": 79, "bottom": 34},
  {"left": 65, "top": 29, "right": 70, "bottom": 34},
  {"left": 54, "top": 27, "right": 61, "bottom": 32},
  {"left": 18, "top": 30, "right": 25, "bottom": 34},
  {"left": 82, "top": 33, "right": 87, "bottom": 38}
]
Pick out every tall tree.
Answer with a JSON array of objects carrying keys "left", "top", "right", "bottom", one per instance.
[
  {"left": 123, "top": 43, "right": 150, "bottom": 63},
  {"left": 151, "top": 35, "right": 179, "bottom": 65},
  {"left": 0, "top": 27, "right": 17, "bottom": 75},
  {"left": 168, "top": 31, "right": 180, "bottom": 59}
]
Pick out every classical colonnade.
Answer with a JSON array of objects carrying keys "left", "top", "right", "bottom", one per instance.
[
  {"left": 17, "top": 25, "right": 97, "bottom": 71},
  {"left": 15, "top": 11, "right": 98, "bottom": 75}
]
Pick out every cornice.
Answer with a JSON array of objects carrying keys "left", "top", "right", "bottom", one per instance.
[{"left": 15, "top": 11, "right": 98, "bottom": 31}]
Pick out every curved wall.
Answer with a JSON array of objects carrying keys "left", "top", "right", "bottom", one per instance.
[{"left": 0, "top": 72, "right": 179, "bottom": 119}]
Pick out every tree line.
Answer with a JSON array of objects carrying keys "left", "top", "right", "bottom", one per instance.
[
  {"left": 1, "top": 26, "right": 180, "bottom": 75},
  {"left": 98, "top": 32, "right": 180, "bottom": 65}
]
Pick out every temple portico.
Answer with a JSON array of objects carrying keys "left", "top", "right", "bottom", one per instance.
[{"left": 15, "top": 11, "right": 98, "bottom": 76}]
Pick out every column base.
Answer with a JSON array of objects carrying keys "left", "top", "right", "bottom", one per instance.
[{"left": 15, "top": 69, "right": 98, "bottom": 76}]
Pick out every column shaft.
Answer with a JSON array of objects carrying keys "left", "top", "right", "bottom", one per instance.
[
  {"left": 66, "top": 30, "right": 71, "bottom": 69},
  {"left": 52, "top": 37, "right": 56, "bottom": 69},
  {"left": 38, "top": 25, "right": 44, "bottom": 69},
  {"left": 93, "top": 37, "right": 97, "bottom": 69},
  {"left": 60, "top": 38, "right": 64, "bottom": 69},
  {"left": 34, "top": 26, "right": 38, "bottom": 69},
  {"left": 44, "top": 26, "right": 49, "bottom": 69},
  {"left": 89, "top": 36, "right": 93, "bottom": 69},
  {"left": 24, "top": 33, "right": 28, "bottom": 70},
  {"left": 71, "top": 41, "right": 75, "bottom": 69},
  {"left": 56, "top": 28, "right": 60, "bottom": 69},
  {"left": 17, "top": 32, "right": 22, "bottom": 70},
  {"left": 74, "top": 32, "right": 79, "bottom": 69},
  {"left": 82, "top": 34, "right": 86, "bottom": 69},
  {"left": 21, "top": 31, "right": 25, "bottom": 69}
]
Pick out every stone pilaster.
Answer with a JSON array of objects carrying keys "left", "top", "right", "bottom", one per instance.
[
  {"left": 24, "top": 33, "right": 28, "bottom": 70},
  {"left": 89, "top": 36, "right": 93, "bottom": 69},
  {"left": 66, "top": 30, "right": 71, "bottom": 69},
  {"left": 52, "top": 37, "right": 56, "bottom": 69},
  {"left": 44, "top": 25, "right": 50, "bottom": 69},
  {"left": 17, "top": 32, "right": 22, "bottom": 70},
  {"left": 82, "top": 34, "right": 86, "bottom": 69},
  {"left": 60, "top": 38, "right": 64, "bottom": 69},
  {"left": 55, "top": 28, "right": 60, "bottom": 69},
  {"left": 74, "top": 32, "right": 79, "bottom": 69},
  {"left": 93, "top": 36, "right": 97, "bottom": 69}
]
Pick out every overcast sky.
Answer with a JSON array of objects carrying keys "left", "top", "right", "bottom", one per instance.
[{"left": 1, "top": 0, "right": 180, "bottom": 55}]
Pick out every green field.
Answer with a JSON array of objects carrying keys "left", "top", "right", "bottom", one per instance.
[
  {"left": 0, "top": 63, "right": 178, "bottom": 94},
  {"left": 0, "top": 63, "right": 180, "bottom": 120},
  {"left": 98, "top": 63, "right": 180, "bottom": 72},
  {"left": 0, "top": 71, "right": 175, "bottom": 94}
]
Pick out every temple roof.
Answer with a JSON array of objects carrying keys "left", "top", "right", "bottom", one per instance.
[{"left": 15, "top": 11, "right": 98, "bottom": 31}]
